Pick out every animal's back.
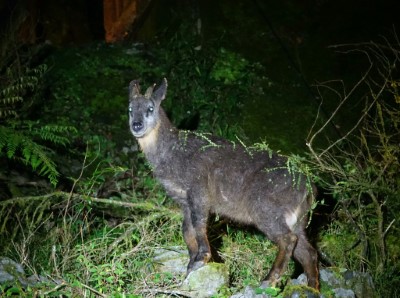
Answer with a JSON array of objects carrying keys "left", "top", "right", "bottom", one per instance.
[{"left": 154, "top": 131, "right": 312, "bottom": 229}]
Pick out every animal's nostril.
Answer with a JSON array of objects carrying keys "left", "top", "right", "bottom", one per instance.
[{"left": 132, "top": 121, "right": 144, "bottom": 132}]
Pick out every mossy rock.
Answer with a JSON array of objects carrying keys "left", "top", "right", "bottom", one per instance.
[
  {"left": 181, "top": 262, "right": 229, "bottom": 298},
  {"left": 282, "top": 284, "right": 319, "bottom": 298},
  {"left": 153, "top": 246, "right": 188, "bottom": 275}
]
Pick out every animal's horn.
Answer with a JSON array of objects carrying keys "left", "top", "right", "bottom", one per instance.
[{"left": 144, "top": 84, "right": 156, "bottom": 99}]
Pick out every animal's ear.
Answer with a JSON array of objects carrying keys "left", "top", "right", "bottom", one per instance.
[
  {"left": 129, "top": 80, "right": 141, "bottom": 98},
  {"left": 152, "top": 78, "right": 168, "bottom": 102}
]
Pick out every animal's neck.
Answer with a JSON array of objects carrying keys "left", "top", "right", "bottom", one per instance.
[{"left": 137, "top": 108, "right": 177, "bottom": 162}]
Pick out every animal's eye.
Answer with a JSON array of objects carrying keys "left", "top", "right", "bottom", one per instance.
[{"left": 148, "top": 106, "right": 154, "bottom": 113}]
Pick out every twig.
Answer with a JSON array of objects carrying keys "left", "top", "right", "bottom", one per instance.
[
  {"left": 41, "top": 281, "right": 68, "bottom": 296},
  {"left": 89, "top": 196, "right": 166, "bottom": 211},
  {"left": 383, "top": 219, "right": 396, "bottom": 238},
  {"left": 368, "top": 190, "right": 386, "bottom": 270},
  {"left": 64, "top": 142, "right": 92, "bottom": 223},
  {"left": 307, "top": 59, "right": 373, "bottom": 156},
  {"left": 0, "top": 191, "right": 69, "bottom": 205},
  {"left": 81, "top": 283, "right": 107, "bottom": 297},
  {"left": 328, "top": 41, "right": 400, "bottom": 55},
  {"left": 0, "top": 191, "right": 174, "bottom": 214},
  {"left": 105, "top": 223, "right": 142, "bottom": 256}
]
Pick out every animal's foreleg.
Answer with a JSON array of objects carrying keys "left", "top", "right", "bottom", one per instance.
[{"left": 182, "top": 206, "right": 199, "bottom": 274}]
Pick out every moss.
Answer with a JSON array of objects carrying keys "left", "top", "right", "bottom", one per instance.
[{"left": 281, "top": 284, "right": 319, "bottom": 298}]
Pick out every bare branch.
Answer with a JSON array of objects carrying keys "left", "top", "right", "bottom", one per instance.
[{"left": 307, "top": 58, "right": 373, "bottom": 154}]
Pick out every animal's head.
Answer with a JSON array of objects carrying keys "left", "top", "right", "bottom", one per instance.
[{"left": 128, "top": 78, "right": 167, "bottom": 138}]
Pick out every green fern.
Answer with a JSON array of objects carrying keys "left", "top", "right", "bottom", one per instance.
[
  {"left": 0, "top": 64, "right": 77, "bottom": 186},
  {"left": 0, "top": 65, "right": 47, "bottom": 119},
  {"left": 0, "top": 126, "right": 60, "bottom": 185}
]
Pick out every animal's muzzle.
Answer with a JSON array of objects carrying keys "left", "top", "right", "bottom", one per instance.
[{"left": 132, "top": 121, "right": 144, "bottom": 133}]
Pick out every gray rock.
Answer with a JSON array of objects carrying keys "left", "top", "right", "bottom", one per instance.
[
  {"left": 151, "top": 251, "right": 375, "bottom": 298},
  {"left": 26, "top": 274, "right": 55, "bottom": 286},
  {"left": 153, "top": 247, "right": 229, "bottom": 297},
  {"left": 230, "top": 285, "right": 268, "bottom": 298},
  {"left": 343, "top": 270, "right": 374, "bottom": 298},
  {"left": 290, "top": 273, "right": 308, "bottom": 286},
  {"left": 181, "top": 262, "right": 229, "bottom": 298},
  {"left": 332, "top": 288, "right": 355, "bottom": 298},
  {"left": 0, "top": 257, "right": 60, "bottom": 288},
  {"left": 153, "top": 246, "right": 188, "bottom": 275},
  {"left": 0, "top": 257, "right": 25, "bottom": 284},
  {"left": 319, "top": 268, "right": 344, "bottom": 288},
  {"left": 319, "top": 268, "right": 374, "bottom": 298}
]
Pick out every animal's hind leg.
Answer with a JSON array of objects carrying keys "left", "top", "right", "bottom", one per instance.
[
  {"left": 293, "top": 234, "right": 319, "bottom": 289},
  {"left": 261, "top": 232, "right": 298, "bottom": 287}
]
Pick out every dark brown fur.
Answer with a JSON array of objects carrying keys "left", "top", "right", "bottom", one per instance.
[{"left": 128, "top": 79, "right": 319, "bottom": 289}]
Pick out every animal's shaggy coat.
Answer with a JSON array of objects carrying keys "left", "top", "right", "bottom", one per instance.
[{"left": 128, "top": 79, "right": 319, "bottom": 289}]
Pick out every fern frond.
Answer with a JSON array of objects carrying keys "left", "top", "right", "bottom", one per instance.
[
  {"left": 0, "top": 95, "right": 23, "bottom": 104},
  {"left": 34, "top": 124, "right": 78, "bottom": 146},
  {"left": 21, "top": 138, "right": 59, "bottom": 186},
  {"left": 0, "top": 125, "right": 59, "bottom": 186},
  {"left": 0, "top": 64, "right": 47, "bottom": 119},
  {"left": 0, "top": 126, "right": 10, "bottom": 151},
  {"left": 0, "top": 108, "right": 17, "bottom": 118},
  {"left": 1, "top": 126, "right": 23, "bottom": 159}
]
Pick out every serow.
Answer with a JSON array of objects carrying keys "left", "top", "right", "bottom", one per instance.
[{"left": 128, "top": 78, "right": 319, "bottom": 289}]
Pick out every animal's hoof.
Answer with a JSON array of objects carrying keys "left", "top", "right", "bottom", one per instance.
[
  {"left": 307, "top": 278, "right": 319, "bottom": 291},
  {"left": 186, "top": 260, "right": 206, "bottom": 276},
  {"left": 186, "top": 251, "right": 211, "bottom": 275},
  {"left": 191, "top": 260, "right": 206, "bottom": 271}
]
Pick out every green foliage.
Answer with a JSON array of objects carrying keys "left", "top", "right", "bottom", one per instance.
[
  {"left": 0, "top": 150, "right": 184, "bottom": 296},
  {"left": 152, "top": 25, "right": 263, "bottom": 139},
  {"left": 210, "top": 48, "right": 250, "bottom": 84},
  {"left": 0, "top": 63, "right": 77, "bottom": 186},
  {"left": 255, "top": 286, "right": 282, "bottom": 297},
  {"left": 43, "top": 44, "right": 150, "bottom": 132},
  {"left": 250, "top": 140, "right": 316, "bottom": 197},
  {"left": 0, "top": 124, "right": 76, "bottom": 186},
  {"left": 62, "top": 191, "right": 182, "bottom": 295}
]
